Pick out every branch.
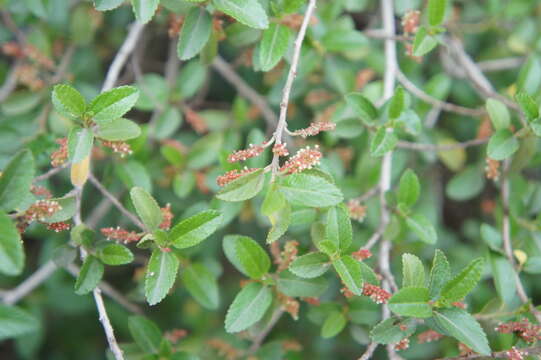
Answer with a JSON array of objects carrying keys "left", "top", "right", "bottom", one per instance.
[
  {"left": 358, "top": 343, "right": 379, "bottom": 360},
  {"left": 248, "top": 308, "right": 285, "bottom": 354},
  {"left": 33, "top": 162, "right": 70, "bottom": 183},
  {"left": 2, "top": 261, "right": 57, "bottom": 305},
  {"left": 396, "top": 138, "right": 488, "bottom": 151},
  {"left": 0, "top": 59, "right": 22, "bottom": 102},
  {"left": 439, "top": 345, "right": 541, "bottom": 359},
  {"left": 477, "top": 57, "right": 524, "bottom": 72}
]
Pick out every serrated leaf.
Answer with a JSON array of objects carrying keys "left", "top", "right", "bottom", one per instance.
[
  {"left": 170, "top": 210, "right": 222, "bottom": 249},
  {"left": 333, "top": 255, "right": 363, "bottom": 296},
  {"left": 0, "top": 305, "right": 39, "bottom": 341},
  {"left": 428, "top": 249, "right": 450, "bottom": 299},
  {"left": 370, "top": 127, "right": 397, "bottom": 157},
  {"left": 325, "top": 205, "right": 352, "bottom": 252},
  {"left": 266, "top": 200, "right": 290, "bottom": 243},
  {"left": 177, "top": 7, "right": 212, "bottom": 60},
  {"left": 388, "top": 287, "right": 432, "bottom": 318},
  {"left": 74, "top": 255, "right": 104, "bottom": 295},
  {"left": 370, "top": 317, "right": 416, "bottom": 344},
  {"left": 212, "top": 0, "right": 269, "bottom": 29},
  {"left": 486, "top": 98, "right": 510, "bottom": 131},
  {"left": 405, "top": 214, "right": 438, "bottom": 244},
  {"left": 130, "top": 187, "right": 163, "bottom": 231},
  {"left": 515, "top": 92, "right": 539, "bottom": 120},
  {"left": 0, "top": 212, "right": 25, "bottom": 276},
  {"left": 389, "top": 86, "right": 406, "bottom": 119},
  {"left": 88, "top": 86, "right": 139, "bottom": 124},
  {"left": 97, "top": 242, "right": 134, "bottom": 265},
  {"left": 131, "top": 0, "right": 159, "bottom": 23},
  {"left": 397, "top": 169, "right": 420, "bottom": 207},
  {"left": 487, "top": 129, "right": 519, "bottom": 160},
  {"left": 182, "top": 263, "right": 219, "bottom": 309},
  {"left": 128, "top": 316, "right": 162, "bottom": 354},
  {"left": 278, "top": 173, "right": 343, "bottom": 208},
  {"left": 223, "top": 235, "right": 270, "bottom": 279},
  {"left": 277, "top": 270, "right": 328, "bottom": 297},
  {"left": 67, "top": 127, "right": 94, "bottom": 164},
  {"left": 517, "top": 55, "right": 541, "bottom": 95},
  {"left": 428, "top": 0, "right": 447, "bottom": 26},
  {"left": 145, "top": 249, "right": 179, "bottom": 305},
  {"left": 0, "top": 149, "right": 35, "bottom": 212},
  {"left": 431, "top": 308, "right": 490, "bottom": 355},
  {"left": 488, "top": 251, "right": 516, "bottom": 306},
  {"left": 216, "top": 168, "right": 265, "bottom": 202},
  {"left": 440, "top": 257, "right": 484, "bottom": 304},
  {"left": 344, "top": 93, "right": 378, "bottom": 125},
  {"left": 259, "top": 23, "right": 291, "bottom": 71},
  {"left": 51, "top": 84, "right": 86, "bottom": 119},
  {"left": 95, "top": 118, "right": 141, "bottom": 141},
  {"left": 225, "top": 282, "right": 272, "bottom": 333},
  {"left": 289, "top": 252, "right": 331, "bottom": 279},
  {"left": 261, "top": 184, "right": 286, "bottom": 216},
  {"left": 402, "top": 253, "right": 425, "bottom": 288},
  {"left": 321, "top": 311, "right": 347, "bottom": 338},
  {"left": 413, "top": 27, "right": 438, "bottom": 57}
]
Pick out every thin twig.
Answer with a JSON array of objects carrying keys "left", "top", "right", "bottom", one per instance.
[
  {"left": 358, "top": 342, "right": 379, "bottom": 360},
  {"left": 396, "top": 137, "right": 488, "bottom": 151},
  {"left": 2, "top": 261, "right": 57, "bottom": 305},
  {"left": 34, "top": 162, "right": 70, "bottom": 182},
  {"left": 363, "top": 29, "right": 412, "bottom": 41},
  {"left": 248, "top": 308, "right": 285, "bottom": 354},
  {"left": 477, "top": 57, "right": 524, "bottom": 72},
  {"left": 355, "top": 186, "right": 380, "bottom": 203},
  {"left": 0, "top": 59, "right": 22, "bottom": 102}
]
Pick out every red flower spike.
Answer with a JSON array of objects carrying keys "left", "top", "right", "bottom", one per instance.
[
  {"left": 51, "top": 138, "right": 68, "bottom": 167},
  {"left": 362, "top": 283, "right": 391, "bottom": 304},
  {"left": 495, "top": 318, "right": 541, "bottom": 343},
  {"left": 47, "top": 221, "right": 71, "bottom": 232},
  {"left": 340, "top": 286, "right": 355, "bottom": 299},
  {"left": 303, "top": 297, "right": 321, "bottom": 306},
  {"left": 417, "top": 330, "right": 444, "bottom": 344},
  {"left": 394, "top": 337, "right": 410, "bottom": 351},
  {"left": 159, "top": 204, "right": 173, "bottom": 230},
  {"left": 272, "top": 143, "right": 289, "bottom": 157},
  {"left": 101, "top": 140, "right": 132, "bottom": 157},
  {"left": 402, "top": 10, "right": 420, "bottom": 34},
  {"left": 506, "top": 347, "right": 525, "bottom": 360},
  {"left": 216, "top": 168, "right": 258, "bottom": 186},
  {"left": 352, "top": 249, "right": 372, "bottom": 261},
  {"left": 347, "top": 199, "right": 367, "bottom": 222},
  {"left": 279, "top": 145, "right": 322, "bottom": 174},
  {"left": 291, "top": 121, "right": 336, "bottom": 138},
  {"left": 31, "top": 185, "right": 52, "bottom": 199},
  {"left": 101, "top": 227, "right": 142, "bottom": 244},
  {"left": 26, "top": 200, "right": 62, "bottom": 221},
  {"left": 227, "top": 144, "right": 265, "bottom": 163}
]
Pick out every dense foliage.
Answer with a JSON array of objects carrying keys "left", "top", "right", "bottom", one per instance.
[{"left": 1, "top": 0, "right": 541, "bottom": 359}]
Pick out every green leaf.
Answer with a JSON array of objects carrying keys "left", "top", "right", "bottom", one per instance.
[
  {"left": 325, "top": 205, "right": 352, "bottom": 252},
  {"left": 333, "top": 255, "right": 363, "bottom": 296},
  {"left": 370, "top": 127, "right": 398, "bottom": 157},
  {"left": 413, "top": 27, "right": 438, "bottom": 57},
  {"left": 487, "top": 129, "right": 519, "bottom": 160},
  {"left": 145, "top": 249, "right": 179, "bottom": 305},
  {"left": 388, "top": 287, "right": 432, "bottom": 318},
  {"left": 0, "top": 212, "right": 25, "bottom": 276},
  {"left": 370, "top": 317, "right": 416, "bottom": 344},
  {"left": 344, "top": 93, "right": 378, "bottom": 125},
  {"left": 486, "top": 98, "right": 510, "bottom": 131},
  {"left": 97, "top": 242, "right": 134, "bottom": 265},
  {"left": 480, "top": 223, "right": 502, "bottom": 251},
  {"left": 445, "top": 166, "right": 485, "bottom": 201},
  {"left": 488, "top": 251, "right": 516, "bottom": 306},
  {"left": 95, "top": 118, "right": 141, "bottom": 141},
  {"left": 223, "top": 235, "right": 270, "bottom": 279},
  {"left": 431, "top": 308, "right": 490, "bottom": 355},
  {"left": 74, "top": 255, "right": 104, "bottom": 295},
  {"left": 225, "top": 282, "right": 272, "bottom": 333},
  {"left": 182, "top": 262, "right": 220, "bottom": 310},
  {"left": 290, "top": 252, "right": 331, "bottom": 279},
  {"left": 428, "top": 249, "right": 451, "bottom": 299},
  {"left": 51, "top": 84, "right": 86, "bottom": 119},
  {"left": 67, "top": 127, "right": 94, "bottom": 164},
  {"left": 397, "top": 169, "right": 420, "bottom": 207},
  {"left": 130, "top": 187, "right": 163, "bottom": 231},
  {"left": 277, "top": 270, "right": 328, "bottom": 297},
  {"left": 402, "top": 253, "right": 425, "bottom": 288},
  {"left": 279, "top": 173, "right": 343, "bottom": 208},
  {"left": 428, "top": 0, "right": 447, "bottom": 26},
  {"left": 88, "top": 86, "right": 139, "bottom": 124},
  {"left": 389, "top": 86, "right": 406, "bottom": 119},
  {"left": 0, "top": 149, "right": 35, "bottom": 212},
  {"left": 128, "top": 316, "right": 162, "bottom": 354},
  {"left": 131, "top": 0, "right": 159, "bottom": 23},
  {"left": 177, "top": 7, "right": 212, "bottom": 60},
  {"left": 405, "top": 214, "right": 437, "bottom": 244},
  {"left": 321, "top": 29, "right": 367, "bottom": 52},
  {"left": 170, "top": 210, "right": 222, "bottom": 249},
  {"left": 216, "top": 168, "right": 266, "bottom": 202},
  {"left": 0, "top": 305, "right": 39, "bottom": 341},
  {"left": 517, "top": 55, "right": 541, "bottom": 95},
  {"left": 259, "top": 23, "right": 291, "bottom": 71},
  {"left": 440, "top": 257, "right": 484, "bottom": 304},
  {"left": 94, "top": 0, "right": 124, "bottom": 11},
  {"left": 212, "top": 0, "right": 269, "bottom": 30},
  {"left": 266, "top": 200, "right": 290, "bottom": 243},
  {"left": 321, "top": 311, "right": 347, "bottom": 338},
  {"left": 515, "top": 91, "right": 539, "bottom": 120}
]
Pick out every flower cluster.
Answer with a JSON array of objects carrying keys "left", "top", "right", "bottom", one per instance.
[
  {"left": 51, "top": 138, "right": 68, "bottom": 167},
  {"left": 47, "top": 221, "right": 71, "bottom": 232},
  {"left": 304, "top": 90, "right": 335, "bottom": 106},
  {"left": 302, "top": 297, "right": 321, "bottom": 306},
  {"left": 101, "top": 227, "right": 142, "bottom": 244},
  {"left": 16, "top": 64, "right": 45, "bottom": 90},
  {"left": 291, "top": 121, "right": 336, "bottom": 138},
  {"left": 184, "top": 107, "right": 208, "bottom": 134},
  {"left": 340, "top": 286, "right": 355, "bottom": 299},
  {"left": 227, "top": 144, "right": 264, "bottom": 163},
  {"left": 347, "top": 199, "right": 367, "bottom": 222},
  {"left": 164, "top": 329, "right": 187, "bottom": 344},
  {"left": 279, "top": 145, "right": 322, "bottom": 174},
  {"left": 101, "top": 140, "right": 132, "bottom": 157},
  {"left": 496, "top": 318, "right": 541, "bottom": 343},
  {"left": 394, "top": 337, "right": 410, "bottom": 351},
  {"left": 485, "top": 157, "right": 500, "bottom": 180},
  {"left": 272, "top": 143, "right": 289, "bottom": 157},
  {"left": 402, "top": 10, "right": 420, "bottom": 34},
  {"left": 159, "top": 204, "right": 173, "bottom": 230},
  {"left": 506, "top": 347, "right": 526, "bottom": 360},
  {"left": 216, "top": 167, "right": 258, "bottom": 186},
  {"left": 352, "top": 249, "right": 372, "bottom": 261},
  {"left": 31, "top": 185, "right": 52, "bottom": 199},
  {"left": 207, "top": 338, "right": 241, "bottom": 360},
  {"left": 362, "top": 283, "right": 391, "bottom": 304},
  {"left": 278, "top": 293, "right": 300, "bottom": 320},
  {"left": 26, "top": 200, "right": 62, "bottom": 221},
  {"left": 2, "top": 42, "right": 54, "bottom": 70},
  {"left": 417, "top": 330, "right": 444, "bottom": 344}
]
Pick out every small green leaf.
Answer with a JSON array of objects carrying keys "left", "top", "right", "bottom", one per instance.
[
  {"left": 397, "top": 169, "right": 420, "bottom": 207},
  {"left": 223, "top": 235, "right": 270, "bottom": 279},
  {"left": 0, "top": 149, "right": 35, "bottom": 212},
  {"left": 405, "top": 214, "right": 438, "bottom": 244},
  {"left": 402, "top": 253, "right": 425, "bottom": 288},
  {"left": 517, "top": 55, "right": 541, "bottom": 95},
  {"left": 216, "top": 168, "right": 266, "bottom": 202},
  {"left": 515, "top": 91, "right": 539, "bottom": 120},
  {"left": 97, "top": 242, "right": 134, "bottom": 265},
  {"left": 182, "top": 263, "right": 220, "bottom": 310},
  {"left": 370, "top": 127, "right": 398, "bottom": 157},
  {"left": 131, "top": 0, "right": 159, "bottom": 23},
  {"left": 266, "top": 200, "right": 290, "bottom": 243},
  {"left": 177, "top": 7, "right": 212, "bottom": 60},
  {"left": 413, "top": 27, "right": 438, "bottom": 57},
  {"left": 325, "top": 205, "right": 352, "bottom": 252},
  {"left": 51, "top": 84, "right": 86, "bottom": 119},
  {"left": 440, "top": 257, "right": 484, "bottom": 304},
  {"left": 277, "top": 270, "right": 328, "bottom": 297},
  {"left": 88, "top": 86, "right": 139, "bottom": 124},
  {"left": 170, "top": 210, "right": 222, "bottom": 249},
  {"left": 370, "top": 317, "right": 416, "bottom": 344},
  {"left": 428, "top": 249, "right": 451, "bottom": 299},
  {"left": 428, "top": 0, "right": 447, "bottom": 26},
  {"left": 212, "top": 0, "right": 269, "bottom": 30},
  {"left": 0, "top": 212, "right": 25, "bottom": 276},
  {"left": 225, "top": 282, "right": 272, "bottom": 333},
  {"left": 388, "top": 287, "right": 432, "bottom": 318},
  {"left": 278, "top": 173, "right": 343, "bottom": 208},
  {"left": 290, "top": 252, "right": 331, "bottom": 279},
  {"left": 67, "top": 127, "right": 94, "bottom": 164},
  {"left": 94, "top": 0, "right": 124, "bottom": 11},
  {"left": 333, "top": 255, "right": 363, "bottom": 296},
  {"left": 95, "top": 118, "right": 141, "bottom": 141},
  {"left": 480, "top": 223, "right": 502, "bottom": 252},
  {"left": 259, "top": 23, "right": 291, "bottom": 71},
  {"left": 0, "top": 305, "right": 39, "bottom": 341},
  {"left": 344, "top": 93, "right": 378, "bottom": 125},
  {"left": 445, "top": 166, "right": 485, "bottom": 201},
  {"left": 145, "top": 249, "right": 179, "bottom": 305},
  {"left": 487, "top": 129, "right": 519, "bottom": 160},
  {"left": 128, "top": 316, "right": 162, "bottom": 354},
  {"left": 389, "top": 86, "right": 406, "bottom": 119},
  {"left": 321, "top": 311, "right": 347, "bottom": 338},
  {"left": 74, "top": 255, "right": 104, "bottom": 295},
  {"left": 486, "top": 98, "right": 510, "bottom": 130},
  {"left": 489, "top": 251, "right": 516, "bottom": 306},
  {"left": 130, "top": 187, "right": 163, "bottom": 231}
]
